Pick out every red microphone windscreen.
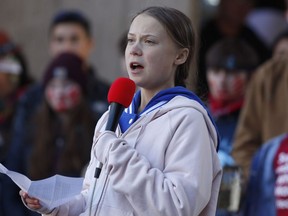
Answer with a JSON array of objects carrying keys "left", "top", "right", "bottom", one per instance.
[{"left": 107, "top": 77, "right": 136, "bottom": 108}]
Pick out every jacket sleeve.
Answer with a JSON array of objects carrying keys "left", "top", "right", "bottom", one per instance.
[
  {"left": 94, "top": 108, "right": 221, "bottom": 216},
  {"left": 232, "top": 72, "right": 264, "bottom": 183}
]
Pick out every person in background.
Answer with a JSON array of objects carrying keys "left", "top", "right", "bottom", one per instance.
[
  {"left": 244, "top": 132, "right": 288, "bottom": 216},
  {"left": 205, "top": 38, "right": 259, "bottom": 216},
  {"left": 5, "top": 52, "right": 97, "bottom": 216},
  {"left": 20, "top": 6, "right": 222, "bottom": 216},
  {"left": 0, "top": 30, "right": 33, "bottom": 216},
  {"left": 21, "top": 10, "right": 110, "bottom": 122},
  {"left": 197, "top": 0, "right": 270, "bottom": 101},
  {"left": 0, "top": 30, "right": 33, "bottom": 164},
  {"left": 3, "top": 10, "right": 110, "bottom": 216},
  {"left": 232, "top": 55, "right": 288, "bottom": 190},
  {"left": 27, "top": 52, "right": 96, "bottom": 180},
  {"left": 206, "top": 38, "right": 259, "bottom": 168}
]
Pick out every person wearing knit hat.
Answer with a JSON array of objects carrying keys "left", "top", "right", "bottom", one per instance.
[
  {"left": 5, "top": 51, "right": 96, "bottom": 189},
  {"left": 2, "top": 52, "right": 95, "bottom": 216},
  {"left": 42, "top": 52, "right": 87, "bottom": 113},
  {"left": 0, "top": 30, "right": 33, "bottom": 216},
  {"left": 0, "top": 30, "right": 32, "bottom": 144},
  {"left": 205, "top": 38, "right": 260, "bottom": 216}
]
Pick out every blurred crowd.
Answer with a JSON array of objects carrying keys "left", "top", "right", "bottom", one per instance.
[
  {"left": 0, "top": 10, "right": 110, "bottom": 216},
  {"left": 0, "top": 0, "right": 288, "bottom": 215},
  {"left": 198, "top": 0, "right": 288, "bottom": 216}
]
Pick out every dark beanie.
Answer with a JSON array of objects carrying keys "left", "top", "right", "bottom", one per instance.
[
  {"left": 42, "top": 52, "right": 87, "bottom": 93},
  {"left": 206, "top": 38, "right": 260, "bottom": 72}
]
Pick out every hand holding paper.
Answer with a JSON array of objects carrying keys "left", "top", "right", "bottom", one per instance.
[{"left": 0, "top": 163, "right": 84, "bottom": 209}]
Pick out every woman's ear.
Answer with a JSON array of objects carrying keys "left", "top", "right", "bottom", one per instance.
[{"left": 174, "top": 48, "right": 189, "bottom": 65}]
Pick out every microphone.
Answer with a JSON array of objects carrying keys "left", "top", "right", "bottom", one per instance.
[
  {"left": 105, "top": 77, "right": 136, "bottom": 131},
  {"left": 94, "top": 77, "right": 136, "bottom": 178}
]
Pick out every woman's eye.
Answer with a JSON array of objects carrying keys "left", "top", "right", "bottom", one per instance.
[
  {"left": 127, "top": 38, "right": 134, "bottom": 43},
  {"left": 145, "top": 40, "right": 154, "bottom": 44}
]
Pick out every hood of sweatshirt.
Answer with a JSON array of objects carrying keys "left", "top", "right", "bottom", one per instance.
[{"left": 119, "top": 86, "right": 219, "bottom": 151}]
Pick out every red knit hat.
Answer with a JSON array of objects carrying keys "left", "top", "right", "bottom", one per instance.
[
  {"left": 0, "top": 31, "right": 18, "bottom": 56},
  {"left": 42, "top": 52, "right": 87, "bottom": 93}
]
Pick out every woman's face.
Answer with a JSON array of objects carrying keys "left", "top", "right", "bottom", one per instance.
[
  {"left": 207, "top": 68, "right": 248, "bottom": 102},
  {"left": 125, "top": 14, "right": 184, "bottom": 93},
  {"left": 45, "top": 78, "right": 82, "bottom": 112}
]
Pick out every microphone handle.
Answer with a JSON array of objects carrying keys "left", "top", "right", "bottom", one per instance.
[
  {"left": 94, "top": 103, "right": 124, "bottom": 178},
  {"left": 105, "top": 103, "right": 125, "bottom": 131}
]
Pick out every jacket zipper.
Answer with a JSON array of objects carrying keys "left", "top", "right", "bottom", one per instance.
[
  {"left": 88, "top": 179, "right": 97, "bottom": 216},
  {"left": 93, "top": 173, "right": 109, "bottom": 216}
]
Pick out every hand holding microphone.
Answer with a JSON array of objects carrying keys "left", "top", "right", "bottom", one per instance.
[{"left": 94, "top": 77, "right": 136, "bottom": 178}]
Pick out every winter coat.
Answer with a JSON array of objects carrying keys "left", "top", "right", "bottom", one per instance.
[{"left": 232, "top": 56, "right": 288, "bottom": 182}]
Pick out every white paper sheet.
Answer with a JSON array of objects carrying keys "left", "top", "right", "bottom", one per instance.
[{"left": 0, "top": 163, "right": 84, "bottom": 209}]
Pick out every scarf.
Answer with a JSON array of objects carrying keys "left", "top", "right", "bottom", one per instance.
[{"left": 208, "top": 94, "right": 244, "bottom": 118}]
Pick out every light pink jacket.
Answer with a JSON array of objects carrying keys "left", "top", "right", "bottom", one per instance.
[{"left": 37, "top": 96, "right": 222, "bottom": 216}]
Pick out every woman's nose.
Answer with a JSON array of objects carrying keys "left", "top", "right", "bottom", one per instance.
[{"left": 129, "top": 42, "right": 142, "bottom": 56}]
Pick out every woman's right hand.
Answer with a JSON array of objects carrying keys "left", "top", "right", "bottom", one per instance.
[{"left": 19, "top": 190, "right": 42, "bottom": 210}]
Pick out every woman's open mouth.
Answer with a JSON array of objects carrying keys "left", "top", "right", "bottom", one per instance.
[{"left": 130, "top": 62, "right": 144, "bottom": 71}]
